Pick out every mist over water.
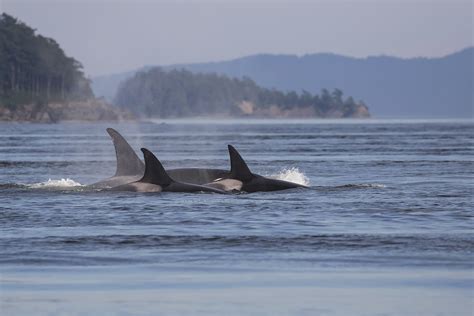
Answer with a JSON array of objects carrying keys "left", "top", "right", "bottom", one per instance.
[{"left": 0, "top": 119, "right": 473, "bottom": 315}]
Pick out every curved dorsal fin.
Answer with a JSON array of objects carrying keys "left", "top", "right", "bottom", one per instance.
[
  {"left": 139, "top": 148, "right": 174, "bottom": 186},
  {"left": 228, "top": 145, "right": 254, "bottom": 182},
  {"left": 107, "top": 128, "right": 145, "bottom": 176}
]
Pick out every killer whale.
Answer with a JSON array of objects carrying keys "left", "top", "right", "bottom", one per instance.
[
  {"left": 90, "top": 128, "right": 229, "bottom": 188},
  {"left": 91, "top": 128, "right": 306, "bottom": 192},
  {"left": 89, "top": 128, "right": 145, "bottom": 188},
  {"left": 205, "top": 145, "right": 308, "bottom": 193},
  {"left": 111, "top": 148, "right": 227, "bottom": 194}
]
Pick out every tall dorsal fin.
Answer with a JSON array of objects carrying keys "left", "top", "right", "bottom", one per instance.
[
  {"left": 139, "top": 148, "right": 174, "bottom": 186},
  {"left": 107, "top": 128, "right": 145, "bottom": 176},
  {"left": 228, "top": 145, "right": 254, "bottom": 182}
]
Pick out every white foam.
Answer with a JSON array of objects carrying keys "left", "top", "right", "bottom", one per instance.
[
  {"left": 360, "top": 183, "right": 386, "bottom": 188},
  {"left": 270, "top": 167, "right": 310, "bottom": 186},
  {"left": 28, "top": 178, "right": 83, "bottom": 189}
]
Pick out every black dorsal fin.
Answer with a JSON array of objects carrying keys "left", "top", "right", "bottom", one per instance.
[
  {"left": 107, "top": 128, "right": 145, "bottom": 176},
  {"left": 139, "top": 148, "right": 174, "bottom": 186},
  {"left": 228, "top": 145, "right": 254, "bottom": 182}
]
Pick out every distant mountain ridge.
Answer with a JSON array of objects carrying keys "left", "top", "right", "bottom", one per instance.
[{"left": 92, "top": 47, "right": 473, "bottom": 118}]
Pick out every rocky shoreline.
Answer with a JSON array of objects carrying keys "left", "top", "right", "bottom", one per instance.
[
  {"left": 0, "top": 99, "right": 370, "bottom": 123},
  {"left": 0, "top": 99, "right": 135, "bottom": 123}
]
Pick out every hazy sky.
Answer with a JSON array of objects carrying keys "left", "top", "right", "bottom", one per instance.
[{"left": 2, "top": 0, "right": 472, "bottom": 76}]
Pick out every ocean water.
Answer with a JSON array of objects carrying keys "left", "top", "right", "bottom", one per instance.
[{"left": 0, "top": 119, "right": 473, "bottom": 316}]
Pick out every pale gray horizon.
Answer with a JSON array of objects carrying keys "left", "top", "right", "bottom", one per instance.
[{"left": 1, "top": 0, "right": 472, "bottom": 77}]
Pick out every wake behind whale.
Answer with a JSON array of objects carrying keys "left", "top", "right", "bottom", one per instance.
[
  {"left": 28, "top": 178, "right": 83, "bottom": 189},
  {"left": 6, "top": 128, "right": 388, "bottom": 194},
  {"left": 5, "top": 127, "right": 392, "bottom": 194}
]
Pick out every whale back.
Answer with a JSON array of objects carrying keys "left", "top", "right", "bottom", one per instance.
[
  {"left": 139, "top": 148, "right": 174, "bottom": 186},
  {"left": 228, "top": 145, "right": 254, "bottom": 182}
]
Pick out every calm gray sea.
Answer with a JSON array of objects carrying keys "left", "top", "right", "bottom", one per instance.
[{"left": 0, "top": 119, "right": 473, "bottom": 316}]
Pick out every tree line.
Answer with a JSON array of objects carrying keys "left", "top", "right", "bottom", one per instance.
[
  {"left": 115, "top": 67, "right": 368, "bottom": 118},
  {"left": 0, "top": 13, "right": 93, "bottom": 107}
]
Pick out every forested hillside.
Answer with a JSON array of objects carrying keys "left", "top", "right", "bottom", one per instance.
[
  {"left": 115, "top": 68, "right": 370, "bottom": 118},
  {"left": 0, "top": 13, "right": 93, "bottom": 107}
]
